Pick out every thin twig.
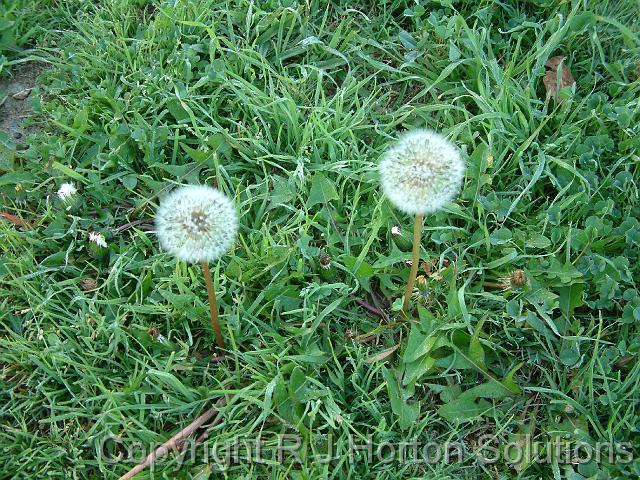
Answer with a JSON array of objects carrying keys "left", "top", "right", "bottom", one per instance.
[
  {"left": 353, "top": 298, "right": 385, "bottom": 318},
  {"left": 369, "top": 289, "right": 390, "bottom": 322},
  {"left": 209, "top": 355, "right": 226, "bottom": 364},
  {"left": 117, "top": 397, "right": 228, "bottom": 480},
  {"left": 113, "top": 219, "right": 153, "bottom": 233},
  {"left": 193, "top": 407, "right": 227, "bottom": 445},
  {"left": 323, "top": 200, "right": 344, "bottom": 245},
  {"left": 0, "top": 211, "right": 33, "bottom": 229},
  {"left": 482, "top": 281, "right": 507, "bottom": 289},
  {"left": 184, "top": 395, "right": 232, "bottom": 448}
]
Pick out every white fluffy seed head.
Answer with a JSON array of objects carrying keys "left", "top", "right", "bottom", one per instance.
[
  {"left": 57, "top": 182, "right": 77, "bottom": 201},
  {"left": 88, "top": 231, "right": 107, "bottom": 248},
  {"left": 155, "top": 185, "right": 238, "bottom": 263},
  {"left": 379, "top": 129, "right": 465, "bottom": 215}
]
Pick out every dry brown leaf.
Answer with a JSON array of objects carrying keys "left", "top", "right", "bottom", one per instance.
[
  {"left": 364, "top": 344, "right": 399, "bottom": 364},
  {"left": 0, "top": 211, "right": 33, "bottom": 229},
  {"left": 11, "top": 88, "right": 32, "bottom": 100},
  {"left": 543, "top": 55, "right": 575, "bottom": 104}
]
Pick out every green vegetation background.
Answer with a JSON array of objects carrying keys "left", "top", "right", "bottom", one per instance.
[{"left": 1, "top": 0, "right": 639, "bottom": 478}]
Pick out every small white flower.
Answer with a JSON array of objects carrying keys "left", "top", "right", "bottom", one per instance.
[
  {"left": 155, "top": 185, "right": 238, "bottom": 263},
  {"left": 88, "top": 231, "right": 107, "bottom": 248},
  {"left": 391, "top": 226, "right": 401, "bottom": 236},
  {"left": 379, "top": 129, "right": 465, "bottom": 215},
  {"left": 57, "top": 183, "right": 77, "bottom": 201}
]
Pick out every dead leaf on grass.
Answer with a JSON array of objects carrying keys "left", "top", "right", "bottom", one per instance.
[
  {"left": 543, "top": 55, "right": 575, "bottom": 104},
  {"left": 364, "top": 344, "right": 399, "bottom": 364}
]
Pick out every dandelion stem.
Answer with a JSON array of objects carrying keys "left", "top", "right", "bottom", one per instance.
[
  {"left": 201, "top": 261, "right": 225, "bottom": 350},
  {"left": 402, "top": 213, "right": 423, "bottom": 313}
]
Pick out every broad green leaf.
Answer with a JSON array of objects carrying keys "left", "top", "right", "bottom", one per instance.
[
  {"left": 460, "top": 381, "right": 512, "bottom": 400},
  {"left": 181, "top": 143, "right": 212, "bottom": 164},
  {"left": 50, "top": 161, "right": 87, "bottom": 183},
  {"left": 147, "top": 370, "right": 196, "bottom": 402},
  {"left": 417, "top": 305, "right": 437, "bottom": 333},
  {"left": 524, "top": 310, "right": 554, "bottom": 339},
  {"left": 502, "top": 363, "right": 524, "bottom": 394},
  {"left": 382, "top": 367, "right": 419, "bottom": 431},
  {"left": 159, "top": 290, "right": 192, "bottom": 309},
  {"left": 438, "top": 397, "right": 491, "bottom": 422},
  {"left": 342, "top": 255, "right": 374, "bottom": 290},
  {"left": 445, "top": 266, "right": 461, "bottom": 318},
  {"left": 403, "top": 324, "right": 431, "bottom": 363},
  {"left": 558, "top": 283, "right": 584, "bottom": 318},
  {"left": 403, "top": 355, "right": 436, "bottom": 386},
  {"left": 527, "top": 232, "right": 552, "bottom": 249},
  {"left": 307, "top": 172, "right": 338, "bottom": 207},
  {"left": 505, "top": 433, "right": 536, "bottom": 472},
  {"left": 469, "top": 317, "right": 486, "bottom": 369},
  {"left": 166, "top": 98, "right": 190, "bottom": 123},
  {"left": 489, "top": 227, "right": 512, "bottom": 245},
  {"left": 560, "top": 346, "right": 580, "bottom": 367},
  {"left": 120, "top": 174, "right": 137, "bottom": 189},
  {"left": 289, "top": 366, "right": 307, "bottom": 402},
  {"left": 546, "top": 259, "right": 583, "bottom": 284},
  {"left": 486, "top": 249, "right": 518, "bottom": 269}
]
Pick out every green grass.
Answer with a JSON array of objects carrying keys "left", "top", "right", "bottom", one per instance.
[{"left": 1, "top": 0, "right": 639, "bottom": 478}]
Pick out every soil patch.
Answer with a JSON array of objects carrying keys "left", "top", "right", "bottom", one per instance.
[{"left": 0, "top": 63, "right": 44, "bottom": 145}]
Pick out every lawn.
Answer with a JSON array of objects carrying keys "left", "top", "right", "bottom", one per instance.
[{"left": 1, "top": 0, "right": 639, "bottom": 478}]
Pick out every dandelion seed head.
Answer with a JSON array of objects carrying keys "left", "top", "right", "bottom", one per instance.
[
  {"left": 155, "top": 185, "right": 238, "bottom": 263},
  {"left": 379, "top": 129, "right": 465, "bottom": 215},
  {"left": 57, "top": 182, "right": 77, "bottom": 201},
  {"left": 509, "top": 269, "right": 527, "bottom": 288},
  {"left": 88, "top": 231, "right": 107, "bottom": 248}
]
